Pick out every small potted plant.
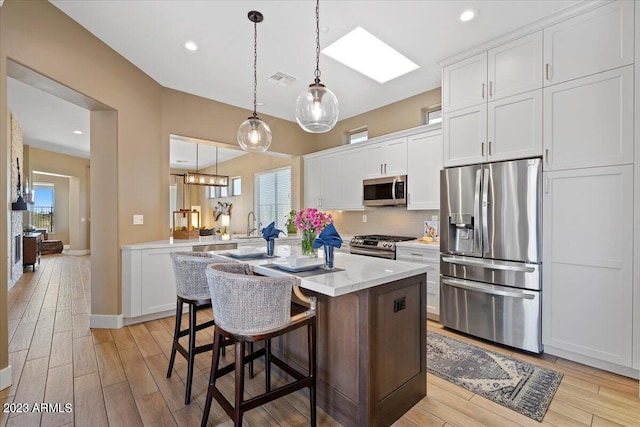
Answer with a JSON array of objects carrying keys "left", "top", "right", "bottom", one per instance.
[{"left": 285, "top": 210, "right": 298, "bottom": 234}]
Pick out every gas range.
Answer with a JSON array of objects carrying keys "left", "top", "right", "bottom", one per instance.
[{"left": 349, "top": 235, "right": 417, "bottom": 259}]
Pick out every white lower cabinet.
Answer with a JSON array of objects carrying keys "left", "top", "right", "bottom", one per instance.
[
  {"left": 396, "top": 244, "right": 440, "bottom": 319},
  {"left": 122, "top": 246, "right": 182, "bottom": 319},
  {"left": 542, "top": 165, "right": 633, "bottom": 369}
]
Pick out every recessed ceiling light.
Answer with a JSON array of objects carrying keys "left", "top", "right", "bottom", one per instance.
[
  {"left": 322, "top": 27, "right": 419, "bottom": 84},
  {"left": 184, "top": 41, "right": 198, "bottom": 51},
  {"left": 73, "top": 130, "right": 83, "bottom": 134},
  {"left": 256, "top": 101, "right": 265, "bottom": 106},
  {"left": 175, "top": 159, "right": 189, "bottom": 164},
  {"left": 460, "top": 9, "right": 477, "bottom": 22}
]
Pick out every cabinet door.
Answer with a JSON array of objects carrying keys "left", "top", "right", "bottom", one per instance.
[
  {"left": 543, "top": 1, "right": 634, "bottom": 86},
  {"left": 407, "top": 130, "right": 442, "bottom": 210},
  {"left": 443, "top": 104, "right": 487, "bottom": 167},
  {"left": 140, "top": 248, "right": 178, "bottom": 315},
  {"left": 321, "top": 154, "right": 341, "bottom": 209},
  {"left": 364, "top": 143, "right": 385, "bottom": 178},
  {"left": 339, "top": 147, "right": 365, "bottom": 210},
  {"left": 382, "top": 137, "right": 408, "bottom": 176},
  {"left": 488, "top": 31, "right": 542, "bottom": 101},
  {"left": 487, "top": 89, "right": 542, "bottom": 162},
  {"left": 443, "top": 52, "right": 487, "bottom": 112},
  {"left": 543, "top": 66, "right": 633, "bottom": 171},
  {"left": 304, "top": 156, "right": 323, "bottom": 208},
  {"left": 542, "top": 165, "right": 633, "bottom": 367}
]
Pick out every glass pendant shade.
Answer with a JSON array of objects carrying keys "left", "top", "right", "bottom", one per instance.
[
  {"left": 295, "top": 83, "right": 339, "bottom": 133},
  {"left": 237, "top": 117, "right": 272, "bottom": 152}
]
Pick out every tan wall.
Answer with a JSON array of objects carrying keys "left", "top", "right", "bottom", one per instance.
[
  {"left": 316, "top": 88, "right": 442, "bottom": 151},
  {"left": 28, "top": 146, "right": 90, "bottom": 248},
  {"left": 193, "top": 153, "right": 302, "bottom": 234}
]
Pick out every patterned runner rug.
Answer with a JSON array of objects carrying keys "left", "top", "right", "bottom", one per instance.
[{"left": 427, "top": 331, "right": 563, "bottom": 422}]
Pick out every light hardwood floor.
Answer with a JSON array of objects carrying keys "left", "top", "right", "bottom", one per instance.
[{"left": 1, "top": 254, "right": 639, "bottom": 426}]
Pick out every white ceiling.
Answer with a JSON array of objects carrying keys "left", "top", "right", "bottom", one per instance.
[{"left": 9, "top": 1, "right": 581, "bottom": 163}]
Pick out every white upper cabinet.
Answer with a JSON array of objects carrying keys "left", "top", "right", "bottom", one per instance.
[
  {"left": 339, "top": 147, "right": 365, "bottom": 210},
  {"left": 442, "top": 52, "right": 487, "bottom": 112},
  {"left": 543, "top": 1, "right": 634, "bottom": 86},
  {"left": 543, "top": 65, "right": 633, "bottom": 171},
  {"left": 407, "top": 129, "right": 442, "bottom": 210},
  {"left": 488, "top": 32, "right": 543, "bottom": 101},
  {"left": 443, "top": 104, "right": 486, "bottom": 167},
  {"left": 443, "top": 31, "right": 543, "bottom": 166},
  {"left": 487, "top": 89, "right": 542, "bottom": 162},
  {"left": 364, "top": 136, "right": 407, "bottom": 178},
  {"left": 304, "top": 155, "right": 323, "bottom": 209}
]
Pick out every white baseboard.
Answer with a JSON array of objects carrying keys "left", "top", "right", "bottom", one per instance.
[
  {"left": 89, "top": 314, "right": 123, "bottom": 329},
  {"left": 0, "top": 365, "right": 12, "bottom": 391},
  {"left": 63, "top": 244, "right": 70, "bottom": 250},
  {"left": 64, "top": 249, "right": 91, "bottom": 256},
  {"left": 123, "top": 309, "right": 177, "bottom": 327},
  {"left": 544, "top": 345, "right": 640, "bottom": 380}
]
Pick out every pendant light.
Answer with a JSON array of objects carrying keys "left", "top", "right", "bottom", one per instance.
[
  {"left": 295, "top": 0, "right": 339, "bottom": 133},
  {"left": 184, "top": 145, "right": 229, "bottom": 187},
  {"left": 237, "top": 11, "right": 272, "bottom": 153}
]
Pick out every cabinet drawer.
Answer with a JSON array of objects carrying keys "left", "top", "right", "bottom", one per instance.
[{"left": 396, "top": 247, "right": 439, "bottom": 263}]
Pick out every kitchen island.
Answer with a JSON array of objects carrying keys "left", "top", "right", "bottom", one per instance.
[{"left": 222, "top": 246, "right": 429, "bottom": 427}]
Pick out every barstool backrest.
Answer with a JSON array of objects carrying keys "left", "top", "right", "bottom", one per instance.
[
  {"left": 170, "top": 252, "right": 235, "bottom": 300},
  {"left": 206, "top": 263, "right": 296, "bottom": 335}
]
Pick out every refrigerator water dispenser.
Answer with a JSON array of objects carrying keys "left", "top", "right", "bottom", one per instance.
[{"left": 448, "top": 213, "right": 475, "bottom": 253}]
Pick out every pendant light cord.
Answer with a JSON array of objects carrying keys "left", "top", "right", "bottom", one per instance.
[
  {"left": 314, "top": 0, "right": 321, "bottom": 84},
  {"left": 253, "top": 18, "right": 258, "bottom": 118}
]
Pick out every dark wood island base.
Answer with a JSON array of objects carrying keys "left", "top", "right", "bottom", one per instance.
[{"left": 273, "top": 273, "right": 427, "bottom": 427}]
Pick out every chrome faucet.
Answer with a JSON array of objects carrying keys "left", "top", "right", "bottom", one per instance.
[{"left": 247, "top": 211, "right": 256, "bottom": 236}]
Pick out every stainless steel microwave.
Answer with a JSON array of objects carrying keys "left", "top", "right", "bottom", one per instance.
[{"left": 363, "top": 175, "right": 407, "bottom": 207}]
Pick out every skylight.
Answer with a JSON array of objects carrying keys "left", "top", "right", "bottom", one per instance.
[{"left": 322, "top": 27, "right": 419, "bottom": 84}]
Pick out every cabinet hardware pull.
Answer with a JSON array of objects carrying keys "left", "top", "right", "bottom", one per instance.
[
  {"left": 488, "top": 141, "right": 492, "bottom": 156},
  {"left": 380, "top": 164, "right": 383, "bottom": 174},
  {"left": 545, "top": 148, "right": 549, "bottom": 164},
  {"left": 411, "top": 253, "right": 423, "bottom": 257},
  {"left": 544, "top": 178, "right": 549, "bottom": 194},
  {"left": 481, "top": 83, "right": 485, "bottom": 99},
  {"left": 545, "top": 63, "right": 550, "bottom": 80},
  {"left": 489, "top": 81, "right": 493, "bottom": 97},
  {"left": 481, "top": 142, "right": 485, "bottom": 156},
  {"left": 384, "top": 163, "right": 387, "bottom": 174}
]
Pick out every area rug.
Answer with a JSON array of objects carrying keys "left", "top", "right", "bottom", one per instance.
[{"left": 427, "top": 331, "right": 563, "bottom": 422}]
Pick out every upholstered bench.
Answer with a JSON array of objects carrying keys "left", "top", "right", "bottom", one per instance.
[{"left": 42, "top": 240, "right": 63, "bottom": 255}]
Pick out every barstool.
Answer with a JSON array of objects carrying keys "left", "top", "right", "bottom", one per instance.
[
  {"left": 167, "top": 251, "right": 235, "bottom": 405},
  {"left": 202, "top": 263, "right": 317, "bottom": 427}
]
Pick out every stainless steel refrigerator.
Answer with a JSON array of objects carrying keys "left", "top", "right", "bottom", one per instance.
[{"left": 440, "top": 158, "right": 542, "bottom": 353}]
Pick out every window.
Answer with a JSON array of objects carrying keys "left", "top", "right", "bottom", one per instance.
[
  {"left": 33, "top": 185, "right": 55, "bottom": 232},
  {"left": 347, "top": 128, "right": 368, "bottom": 144},
  {"left": 421, "top": 106, "right": 442, "bottom": 125},
  {"left": 427, "top": 109, "right": 442, "bottom": 124},
  {"left": 208, "top": 177, "right": 241, "bottom": 199},
  {"left": 254, "top": 167, "right": 291, "bottom": 230}
]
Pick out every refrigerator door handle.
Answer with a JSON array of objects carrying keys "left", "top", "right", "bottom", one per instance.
[
  {"left": 442, "top": 277, "right": 536, "bottom": 300},
  {"left": 474, "top": 169, "right": 482, "bottom": 254},
  {"left": 482, "top": 167, "right": 490, "bottom": 254},
  {"left": 442, "top": 256, "right": 536, "bottom": 273}
]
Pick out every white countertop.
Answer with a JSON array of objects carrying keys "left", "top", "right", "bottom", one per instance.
[
  {"left": 121, "top": 234, "right": 302, "bottom": 250},
  {"left": 211, "top": 245, "right": 429, "bottom": 297},
  {"left": 395, "top": 240, "right": 441, "bottom": 250}
]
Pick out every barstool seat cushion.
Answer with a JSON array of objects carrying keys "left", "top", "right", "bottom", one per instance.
[
  {"left": 206, "top": 263, "right": 296, "bottom": 335},
  {"left": 171, "top": 251, "right": 234, "bottom": 300}
]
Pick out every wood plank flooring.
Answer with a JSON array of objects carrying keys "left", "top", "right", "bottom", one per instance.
[{"left": 1, "top": 254, "right": 639, "bottom": 426}]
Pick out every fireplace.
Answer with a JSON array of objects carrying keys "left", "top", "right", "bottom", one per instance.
[{"left": 14, "top": 234, "right": 21, "bottom": 264}]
